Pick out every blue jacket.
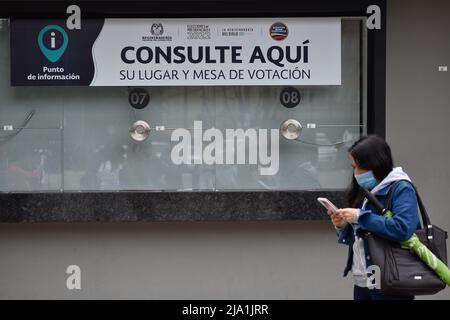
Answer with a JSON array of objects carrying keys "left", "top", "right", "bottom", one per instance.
[{"left": 337, "top": 180, "right": 421, "bottom": 277}]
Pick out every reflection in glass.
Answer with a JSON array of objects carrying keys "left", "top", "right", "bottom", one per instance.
[{"left": 0, "top": 19, "right": 366, "bottom": 192}]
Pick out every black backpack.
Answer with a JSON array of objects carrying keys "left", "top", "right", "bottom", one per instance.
[{"left": 363, "top": 180, "right": 448, "bottom": 296}]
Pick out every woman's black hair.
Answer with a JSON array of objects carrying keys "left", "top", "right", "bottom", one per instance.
[{"left": 347, "top": 135, "right": 394, "bottom": 207}]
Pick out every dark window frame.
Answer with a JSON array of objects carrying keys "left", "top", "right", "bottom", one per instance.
[{"left": 0, "top": 0, "right": 386, "bottom": 222}]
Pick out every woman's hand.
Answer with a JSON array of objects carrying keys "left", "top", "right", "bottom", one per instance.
[
  {"left": 329, "top": 210, "right": 347, "bottom": 228},
  {"left": 336, "top": 208, "right": 358, "bottom": 224}
]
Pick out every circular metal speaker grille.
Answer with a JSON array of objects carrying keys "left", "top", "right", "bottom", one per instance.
[
  {"left": 280, "top": 119, "right": 302, "bottom": 140},
  {"left": 129, "top": 120, "right": 151, "bottom": 142}
]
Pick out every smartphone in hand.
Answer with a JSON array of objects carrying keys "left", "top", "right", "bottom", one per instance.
[{"left": 317, "top": 197, "right": 338, "bottom": 215}]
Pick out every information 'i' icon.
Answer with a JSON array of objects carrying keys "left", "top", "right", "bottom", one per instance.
[
  {"left": 37, "top": 25, "right": 68, "bottom": 63},
  {"left": 51, "top": 32, "right": 56, "bottom": 49}
]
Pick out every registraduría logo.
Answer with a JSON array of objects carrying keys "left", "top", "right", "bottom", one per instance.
[
  {"left": 142, "top": 22, "right": 172, "bottom": 41},
  {"left": 150, "top": 22, "right": 164, "bottom": 36}
]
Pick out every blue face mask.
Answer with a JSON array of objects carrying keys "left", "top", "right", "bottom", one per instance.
[{"left": 355, "top": 170, "right": 379, "bottom": 190}]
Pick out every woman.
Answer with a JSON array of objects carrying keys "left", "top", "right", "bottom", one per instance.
[{"left": 330, "top": 135, "right": 420, "bottom": 300}]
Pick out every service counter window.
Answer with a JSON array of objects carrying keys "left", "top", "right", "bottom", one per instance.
[{"left": 0, "top": 17, "right": 367, "bottom": 193}]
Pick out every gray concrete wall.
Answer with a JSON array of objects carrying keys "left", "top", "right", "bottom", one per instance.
[
  {"left": 0, "top": 221, "right": 351, "bottom": 299},
  {"left": 385, "top": 0, "right": 450, "bottom": 299},
  {"left": 0, "top": 0, "right": 449, "bottom": 299}
]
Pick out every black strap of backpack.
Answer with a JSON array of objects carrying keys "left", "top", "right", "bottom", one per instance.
[{"left": 385, "top": 179, "right": 437, "bottom": 253}]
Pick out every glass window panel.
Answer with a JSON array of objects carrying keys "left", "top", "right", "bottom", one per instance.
[
  {"left": 0, "top": 128, "right": 62, "bottom": 192},
  {"left": 0, "top": 18, "right": 366, "bottom": 192},
  {"left": 214, "top": 19, "right": 365, "bottom": 190}
]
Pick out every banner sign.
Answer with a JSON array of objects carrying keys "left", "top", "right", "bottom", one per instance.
[{"left": 10, "top": 18, "right": 341, "bottom": 86}]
